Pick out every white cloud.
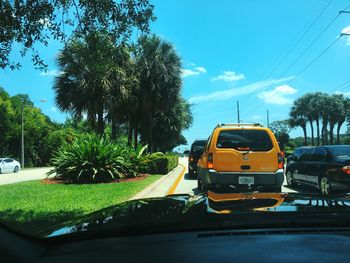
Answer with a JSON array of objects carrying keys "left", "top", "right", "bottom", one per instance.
[
  {"left": 211, "top": 71, "right": 245, "bottom": 82},
  {"left": 182, "top": 69, "right": 200, "bottom": 77},
  {"left": 189, "top": 62, "right": 196, "bottom": 66},
  {"left": 195, "top": 66, "right": 207, "bottom": 73},
  {"left": 182, "top": 65, "right": 207, "bottom": 78},
  {"left": 189, "top": 76, "right": 294, "bottom": 104},
  {"left": 51, "top": 106, "right": 58, "bottom": 112},
  {"left": 341, "top": 26, "right": 350, "bottom": 46},
  {"left": 257, "top": 84, "right": 297, "bottom": 105},
  {"left": 40, "top": 69, "right": 63, "bottom": 77}
]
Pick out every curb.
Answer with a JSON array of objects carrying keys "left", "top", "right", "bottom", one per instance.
[{"left": 129, "top": 165, "right": 183, "bottom": 200}]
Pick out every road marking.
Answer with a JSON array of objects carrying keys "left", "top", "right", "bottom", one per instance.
[{"left": 166, "top": 164, "right": 186, "bottom": 195}]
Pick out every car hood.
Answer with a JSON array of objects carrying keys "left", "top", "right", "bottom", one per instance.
[{"left": 39, "top": 192, "right": 350, "bottom": 239}]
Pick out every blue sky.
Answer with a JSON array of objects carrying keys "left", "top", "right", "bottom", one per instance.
[{"left": 1, "top": 0, "right": 350, "bottom": 150}]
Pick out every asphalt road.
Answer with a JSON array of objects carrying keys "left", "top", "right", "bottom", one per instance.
[
  {"left": 172, "top": 157, "right": 320, "bottom": 195},
  {"left": 0, "top": 167, "right": 54, "bottom": 185}
]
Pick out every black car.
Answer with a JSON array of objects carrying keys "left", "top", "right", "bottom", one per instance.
[
  {"left": 286, "top": 145, "right": 350, "bottom": 195},
  {"left": 188, "top": 139, "right": 207, "bottom": 178},
  {"left": 286, "top": 146, "right": 314, "bottom": 165}
]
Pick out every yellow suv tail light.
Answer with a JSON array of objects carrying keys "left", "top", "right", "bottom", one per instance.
[
  {"left": 278, "top": 153, "right": 284, "bottom": 169},
  {"left": 207, "top": 153, "right": 214, "bottom": 169}
]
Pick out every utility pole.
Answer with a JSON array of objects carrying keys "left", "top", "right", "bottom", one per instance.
[
  {"left": 237, "top": 101, "right": 240, "bottom": 123},
  {"left": 267, "top": 109, "right": 270, "bottom": 128}
]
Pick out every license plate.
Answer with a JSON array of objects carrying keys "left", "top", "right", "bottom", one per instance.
[{"left": 238, "top": 176, "right": 254, "bottom": 185}]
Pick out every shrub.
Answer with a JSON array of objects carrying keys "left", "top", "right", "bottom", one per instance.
[
  {"left": 142, "top": 152, "right": 178, "bottom": 175},
  {"left": 48, "top": 134, "right": 144, "bottom": 183},
  {"left": 167, "top": 155, "right": 178, "bottom": 171}
]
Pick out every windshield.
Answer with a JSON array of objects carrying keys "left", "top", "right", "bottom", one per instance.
[{"left": 1, "top": 0, "right": 350, "bottom": 240}]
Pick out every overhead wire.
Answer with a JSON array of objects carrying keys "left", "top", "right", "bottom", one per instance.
[{"left": 240, "top": 0, "right": 335, "bottom": 111}]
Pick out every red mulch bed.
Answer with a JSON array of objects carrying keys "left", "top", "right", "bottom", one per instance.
[{"left": 41, "top": 174, "right": 150, "bottom": 185}]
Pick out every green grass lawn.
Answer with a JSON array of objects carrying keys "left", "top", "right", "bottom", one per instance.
[{"left": 0, "top": 175, "right": 162, "bottom": 235}]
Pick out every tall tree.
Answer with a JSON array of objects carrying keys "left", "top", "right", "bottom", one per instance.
[
  {"left": 270, "top": 120, "right": 291, "bottom": 150},
  {"left": 290, "top": 99, "right": 308, "bottom": 145},
  {"left": 54, "top": 31, "right": 119, "bottom": 135},
  {"left": 134, "top": 35, "right": 184, "bottom": 152}
]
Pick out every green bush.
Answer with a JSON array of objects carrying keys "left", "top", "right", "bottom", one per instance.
[
  {"left": 167, "top": 155, "right": 178, "bottom": 171},
  {"left": 48, "top": 134, "right": 147, "bottom": 183},
  {"left": 142, "top": 152, "right": 178, "bottom": 175}
]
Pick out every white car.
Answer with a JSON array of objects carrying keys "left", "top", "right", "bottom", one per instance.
[{"left": 0, "top": 158, "right": 21, "bottom": 174}]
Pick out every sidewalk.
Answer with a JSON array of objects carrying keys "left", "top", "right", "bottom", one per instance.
[{"left": 130, "top": 164, "right": 185, "bottom": 200}]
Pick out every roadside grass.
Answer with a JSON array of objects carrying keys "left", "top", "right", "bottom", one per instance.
[{"left": 0, "top": 175, "right": 162, "bottom": 235}]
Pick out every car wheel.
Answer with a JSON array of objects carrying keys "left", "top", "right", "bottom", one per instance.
[
  {"left": 188, "top": 168, "right": 194, "bottom": 178},
  {"left": 14, "top": 166, "right": 19, "bottom": 173},
  {"left": 286, "top": 171, "right": 295, "bottom": 186},
  {"left": 197, "top": 179, "right": 207, "bottom": 193},
  {"left": 0, "top": 168, "right": 2, "bottom": 174},
  {"left": 319, "top": 176, "right": 331, "bottom": 195}
]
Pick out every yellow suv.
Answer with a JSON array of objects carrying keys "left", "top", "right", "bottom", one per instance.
[{"left": 197, "top": 123, "right": 284, "bottom": 192}]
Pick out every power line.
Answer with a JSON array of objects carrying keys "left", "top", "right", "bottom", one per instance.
[
  {"left": 248, "top": 36, "right": 342, "bottom": 114},
  {"left": 261, "top": 0, "right": 334, "bottom": 81},
  {"left": 241, "top": 0, "right": 335, "bottom": 111}
]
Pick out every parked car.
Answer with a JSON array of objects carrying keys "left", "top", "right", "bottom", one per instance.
[
  {"left": 188, "top": 139, "right": 207, "bottom": 178},
  {"left": 197, "top": 123, "right": 284, "bottom": 192},
  {"left": 285, "top": 145, "right": 350, "bottom": 195},
  {"left": 0, "top": 158, "right": 21, "bottom": 174},
  {"left": 286, "top": 146, "right": 314, "bottom": 165}
]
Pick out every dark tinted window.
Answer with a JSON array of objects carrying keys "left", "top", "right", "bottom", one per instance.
[
  {"left": 216, "top": 130, "right": 273, "bottom": 151},
  {"left": 4, "top": 159, "right": 13, "bottom": 163},
  {"left": 310, "top": 147, "right": 327, "bottom": 161},
  {"left": 299, "top": 148, "right": 314, "bottom": 161},
  {"left": 329, "top": 146, "right": 350, "bottom": 161},
  {"left": 191, "top": 140, "right": 206, "bottom": 152}
]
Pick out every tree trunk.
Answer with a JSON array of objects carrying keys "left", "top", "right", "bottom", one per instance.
[
  {"left": 321, "top": 120, "right": 328, "bottom": 145},
  {"left": 316, "top": 118, "right": 320, "bottom": 145},
  {"left": 97, "top": 107, "right": 104, "bottom": 136},
  {"left": 127, "top": 121, "right": 132, "bottom": 146},
  {"left": 111, "top": 119, "right": 117, "bottom": 140},
  {"left": 309, "top": 120, "right": 314, "bottom": 146},
  {"left": 329, "top": 123, "right": 335, "bottom": 145},
  {"left": 325, "top": 126, "right": 329, "bottom": 145},
  {"left": 302, "top": 125, "right": 308, "bottom": 146},
  {"left": 337, "top": 121, "right": 344, "bottom": 144},
  {"left": 134, "top": 127, "right": 138, "bottom": 149}
]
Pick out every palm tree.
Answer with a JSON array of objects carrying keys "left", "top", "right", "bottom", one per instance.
[
  {"left": 54, "top": 31, "right": 118, "bottom": 135},
  {"left": 290, "top": 100, "right": 308, "bottom": 145},
  {"left": 310, "top": 92, "right": 325, "bottom": 145},
  {"left": 134, "top": 35, "right": 182, "bottom": 152},
  {"left": 329, "top": 94, "right": 344, "bottom": 145},
  {"left": 336, "top": 96, "right": 350, "bottom": 144},
  {"left": 302, "top": 94, "right": 315, "bottom": 145}
]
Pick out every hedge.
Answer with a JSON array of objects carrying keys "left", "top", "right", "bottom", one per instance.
[{"left": 142, "top": 152, "right": 178, "bottom": 175}]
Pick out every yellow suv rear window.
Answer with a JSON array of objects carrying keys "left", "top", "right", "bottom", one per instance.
[{"left": 216, "top": 130, "right": 273, "bottom": 151}]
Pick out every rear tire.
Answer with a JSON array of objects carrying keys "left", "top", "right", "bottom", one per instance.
[
  {"left": 14, "top": 166, "right": 19, "bottom": 173},
  {"left": 197, "top": 179, "right": 207, "bottom": 193},
  {"left": 319, "top": 176, "right": 332, "bottom": 195},
  {"left": 188, "top": 168, "right": 194, "bottom": 178}
]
